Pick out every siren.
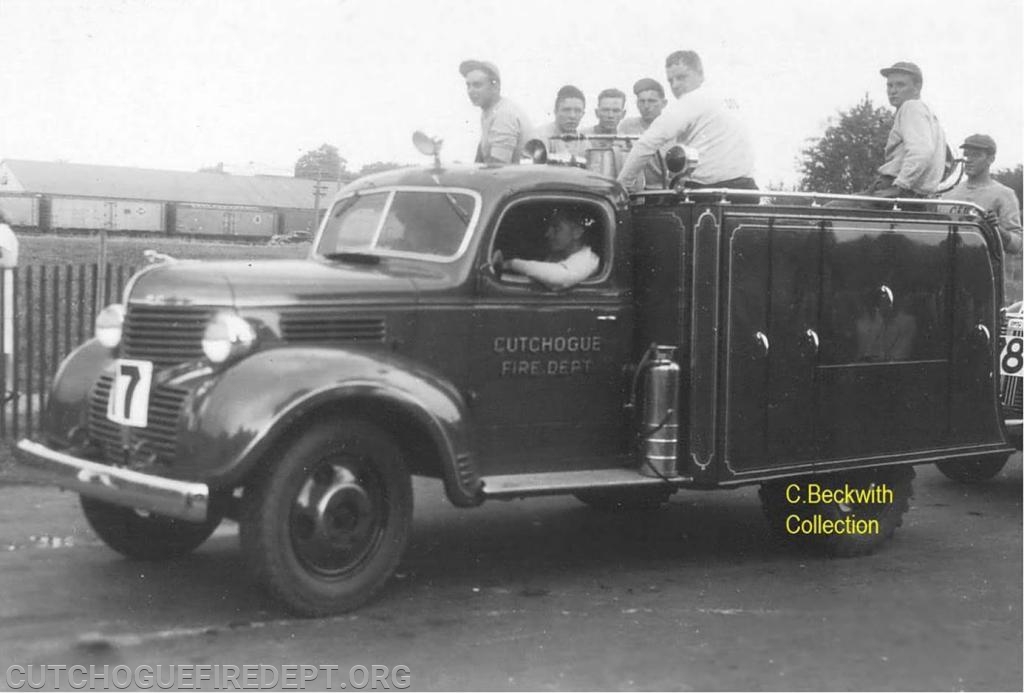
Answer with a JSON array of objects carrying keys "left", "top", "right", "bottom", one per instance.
[
  {"left": 522, "top": 139, "right": 548, "bottom": 164},
  {"left": 664, "top": 145, "right": 700, "bottom": 188}
]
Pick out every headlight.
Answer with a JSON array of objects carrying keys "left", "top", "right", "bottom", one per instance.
[
  {"left": 95, "top": 304, "right": 125, "bottom": 348},
  {"left": 202, "top": 311, "right": 257, "bottom": 364}
]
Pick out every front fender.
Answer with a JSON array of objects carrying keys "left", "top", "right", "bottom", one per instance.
[
  {"left": 178, "top": 346, "right": 482, "bottom": 505},
  {"left": 40, "top": 339, "right": 114, "bottom": 445}
]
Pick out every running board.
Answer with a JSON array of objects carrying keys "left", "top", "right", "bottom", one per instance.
[{"left": 480, "top": 469, "right": 692, "bottom": 499}]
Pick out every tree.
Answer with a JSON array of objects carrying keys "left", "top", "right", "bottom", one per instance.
[
  {"left": 294, "top": 144, "right": 347, "bottom": 180},
  {"left": 357, "top": 161, "right": 405, "bottom": 177},
  {"left": 798, "top": 95, "right": 893, "bottom": 194},
  {"left": 198, "top": 162, "right": 226, "bottom": 174},
  {"left": 992, "top": 164, "right": 1023, "bottom": 213}
]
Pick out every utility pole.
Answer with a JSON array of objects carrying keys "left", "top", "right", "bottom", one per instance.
[{"left": 312, "top": 168, "right": 328, "bottom": 227}]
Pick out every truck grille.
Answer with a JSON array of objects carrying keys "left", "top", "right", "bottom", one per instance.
[
  {"left": 88, "top": 374, "right": 187, "bottom": 467},
  {"left": 1002, "top": 314, "right": 1023, "bottom": 419},
  {"left": 123, "top": 305, "right": 387, "bottom": 366},
  {"left": 123, "top": 305, "right": 214, "bottom": 367},
  {"left": 280, "top": 312, "right": 386, "bottom": 344}
]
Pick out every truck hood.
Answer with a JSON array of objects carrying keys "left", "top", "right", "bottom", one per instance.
[{"left": 126, "top": 259, "right": 426, "bottom": 308}]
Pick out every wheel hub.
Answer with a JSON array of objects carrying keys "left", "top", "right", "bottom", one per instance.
[
  {"left": 290, "top": 462, "right": 383, "bottom": 575},
  {"left": 316, "top": 474, "right": 373, "bottom": 547}
]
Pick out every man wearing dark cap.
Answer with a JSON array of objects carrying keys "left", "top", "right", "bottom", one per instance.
[
  {"left": 460, "top": 59, "right": 532, "bottom": 164},
  {"left": 943, "top": 134, "right": 1022, "bottom": 298},
  {"left": 618, "top": 78, "right": 668, "bottom": 136},
  {"left": 617, "top": 50, "right": 756, "bottom": 192},
  {"left": 618, "top": 78, "right": 669, "bottom": 188},
  {"left": 867, "top": 61, "right": 948, "bottom": 197},
  {"left": 492, "top": 209, "right": 599, "bottom": 290},
  {"left": 532, "top": 85, "right": 588, "bottom": 158}
]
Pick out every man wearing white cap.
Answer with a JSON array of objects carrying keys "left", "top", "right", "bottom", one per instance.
[
  {"left": 868, "top": 61, "right": 948, "bottom": 198},
  {"left": 460, "top": 59, "right": 532, "bottom": 165}
]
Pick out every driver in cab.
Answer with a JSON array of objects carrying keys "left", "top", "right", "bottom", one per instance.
[{"left": 492, "top": 209, "right": 599, "bottom": 290}]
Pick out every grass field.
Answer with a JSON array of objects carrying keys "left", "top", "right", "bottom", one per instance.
[{"left": 17, "top": 233, "right": 307, "bottom": 267}]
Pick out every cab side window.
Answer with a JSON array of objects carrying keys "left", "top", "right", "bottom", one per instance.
[{"left": 491, "top": 199, "right": 611, "bottom": 286}]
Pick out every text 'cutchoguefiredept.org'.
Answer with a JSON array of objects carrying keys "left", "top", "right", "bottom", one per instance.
[{"left": 5, "top": 663, "right": 411, "bottom": 690}]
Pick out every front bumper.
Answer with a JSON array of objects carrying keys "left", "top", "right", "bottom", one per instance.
[
  {"left": 1005, "top": 418, "right": 1023, "bottom": 449},
  {"left": 15, "top": 439, "right": 209, "bottom": 523}
]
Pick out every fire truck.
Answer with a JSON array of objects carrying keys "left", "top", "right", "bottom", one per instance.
[{"left": 15, "top": 137, "right": 1015, "bottom": 616}]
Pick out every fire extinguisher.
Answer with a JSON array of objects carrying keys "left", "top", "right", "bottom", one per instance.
[{"left": 629, "top": 344, "right": 680, "bottom": 478}]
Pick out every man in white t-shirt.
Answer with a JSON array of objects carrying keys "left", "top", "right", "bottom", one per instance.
[
  {"left": 492, "top": 210, "right": 599, "bottom": 290},
  {"left": 617, "top": 50, "right": 756, "bottom": 193}
]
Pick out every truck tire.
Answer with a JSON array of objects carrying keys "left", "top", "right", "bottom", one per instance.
[
  {"left": 240, "top": 419, "right": 413, "bottom": 617},
  {"left": 573, "top": 487, "right": 674, "bottom": 512},
  {"left": 935, "top": 455, "right": 1009, "bottom": 483},
  {"left": 759, "top": 466, "right": 914, "bottom": 558},
  {"left": 80, "top": 496, "right": 222, "bottom": 560}
]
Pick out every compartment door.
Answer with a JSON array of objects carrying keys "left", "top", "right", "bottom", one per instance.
[
  {"left": 724, "top": 218, "right": 821, "bottom": 473},
  {"left": 815, "top": 220, "right": 952, "bottom": 459}
]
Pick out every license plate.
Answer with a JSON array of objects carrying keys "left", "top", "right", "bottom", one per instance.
[
  {"left": 106, "top": 359, "right": 154, "bottom": 427},
  {"left": 999, "top": 335, "right": 1023, "bottom": 377}
]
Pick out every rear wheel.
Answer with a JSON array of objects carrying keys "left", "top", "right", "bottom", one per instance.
[
  {"left": 936, "top": 455, "right": 1009, "bottom": 483},
  {"left": 80, "top": 497, "right": 222, "bottom": 560},
  {"left": 240, "top": 419, "right": 412, "bottom": 617},
  {"left": 760, "top": 466, "right": 914, "bottom": 557}
]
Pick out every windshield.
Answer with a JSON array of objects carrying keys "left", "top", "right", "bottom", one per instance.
[{"left": 316, "top": 189, "right": 478, "bottom": 260}]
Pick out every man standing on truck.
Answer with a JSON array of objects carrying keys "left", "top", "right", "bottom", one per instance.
[
  {"left": 618, "top": 78, "right": 668, "bottom": 136},
  {"left": 491, "top": 209, "right": 599, "bottom": 290},
  {"left": 617, "top": 50, "right": 756, "bottom": 192},
  {"left": 866, "top": 61, "right": 948, "bottom": 198},
  {"left": 460, "top": 59, "right": 532, "bottom": 164},
  {"left": 581, "top": 88, "right": 629, "bottom": 174},
  {"left": 582, "top": 88, "right": 627, "bottom": 136},
  {"left": 942, "top": 134, "right": 1023, "bottom": 299},
  {"left": 532, "top": 85, "right": 588, "bottom": 158},
  {"left": 618, "top": 78, "right": 669, "bottom": 188}
]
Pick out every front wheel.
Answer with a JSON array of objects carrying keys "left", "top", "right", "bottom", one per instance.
[
  {"left": 80, "top": 496, "right": 222, "bottom": 560},
  {"left": 935, "top": 455, "right": 1009, "bottom": 483},
  {"left": 760, "top": 466, "right": 914, "bottom": 557},
  {"left": 240, "top": 419, "right": 413, "bottom": 617}
]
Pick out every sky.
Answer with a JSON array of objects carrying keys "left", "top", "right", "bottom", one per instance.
[{"left": 0, "top": 0, "right": 1021, "bottom": 187}]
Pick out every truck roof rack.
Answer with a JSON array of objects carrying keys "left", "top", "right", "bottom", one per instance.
[{"left": 634, "top": 188, "right": 988, "bottom": 216}]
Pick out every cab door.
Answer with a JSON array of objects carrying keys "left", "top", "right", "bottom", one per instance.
[{"left": 468, "top": 196, "right": 633, "bottom": 475}]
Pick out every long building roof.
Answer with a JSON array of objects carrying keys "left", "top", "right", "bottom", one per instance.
[{"left": 0, "top": 159, "right": 336, "bottom": 210}]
